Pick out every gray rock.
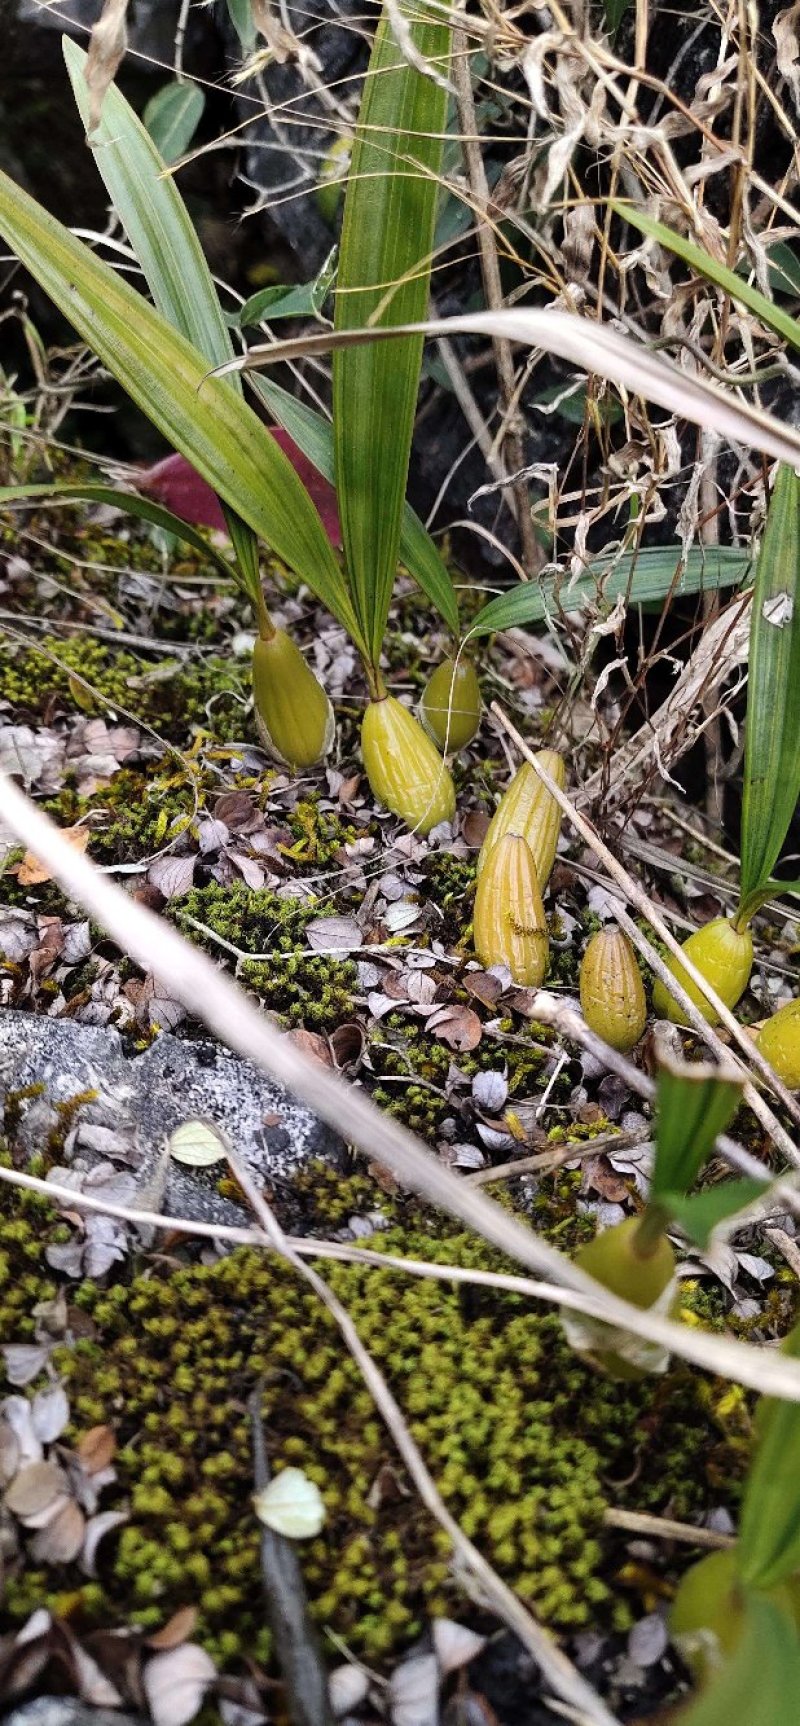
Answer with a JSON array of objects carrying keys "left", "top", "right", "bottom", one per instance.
[{"left": 0, "top": 1011, "right": 343, "bottom": 1225}]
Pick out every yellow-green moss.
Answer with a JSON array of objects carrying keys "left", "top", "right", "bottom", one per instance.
[
  {"left": 0, "top": 636, "right": 245, "bottom": 742},
  {"left": 173, "top": 882, "right": 357, "bottom": 1028},
  {"left": 0, "top": 1165, "right": 750, "bottom": 1669}
]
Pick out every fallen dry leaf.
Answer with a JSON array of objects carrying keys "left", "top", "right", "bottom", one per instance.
[
  {"left": 426, "top": 1004, "right": 483, "bottom": 1052},
  {"left": 143, "top": 1642, "right": 217, "bottom": 1726},
  {"left": 147, "top": 1605, "right": 200, "bottom": 1651},
  {"left": 77, "top": 1425, "right": 117, "bottom": 1476},
  {"left": 30, "top": 1498, "right": 86, "bottom": 1564},
  {"left": 4, "top": 1460, "right": 66, "bottom": 1521},
  {"left": 17, "top": 826, "right": 90, "bottom": 887}
]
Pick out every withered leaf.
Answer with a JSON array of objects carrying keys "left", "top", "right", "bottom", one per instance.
[
  {"left": 147, "top": 853, "right": 196, "bottom": 900},
  {"left": 77, "top": 1424, "right": 117, "bottom": 1476},
  {"left": 17, "top": 825, "right": 90, "bottom": 887},
  {"left": 426, "top": 1004, "right": 483, "bottom": 1052},
  {"left": 31, "top": 1498, "right": 86, "bottom": 1564},
  {"left": 143, "top": 1643, "right": 217, "bottom": 1726},
  {"left": 147, "top": 1604, "right": 200, "bottom": 1651},
  {"left": 4, "top": 1461, "right": 66, "bottom": 1520}
]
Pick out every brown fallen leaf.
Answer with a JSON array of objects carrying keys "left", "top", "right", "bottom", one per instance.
[
  {"left": 147, "top": 1605, "right": 200, "bottom": 1651},
  {"left": 286, "top": 1028, "right": 332, "bottom": 1066},
  {"left": 17, "top": 826, "right": 90, "bottom": 887},
  {"left": 77, "top": 1424, "right": 117, "bottom": 1476},
  {"left": 426, "top": 1004, "right": 483, "bottom": 1052}
]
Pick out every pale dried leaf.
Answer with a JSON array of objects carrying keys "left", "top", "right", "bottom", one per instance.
[
  {"left": 471, "top": 1071, "right": 508, "bottom": 1113},
  {"left": 31, "top": 1383, "right": 70, "bottom": 1444},
  {"left": 306, "top": 915, "right": 364, "bottom": 953},
  {"left": 85, "top": 0, "right": 130, "bottom": 131},
  {"left": 169, "top": 1119, "right": 227, "bottom": 1168},
  {"left": 30, "top": 1497, "right": 86, "bottom": 1564},
  {"left": 329, "top": 1662, "right": 370, "bottom": 1717},
  {"left": 229, "top": 851, "right": 266, "bottom": 890},
  {"left": 2, "top": 1345, "right": 50, "bottom": 1388},
  {"left": 432, "top": 1618, "right": 487, "bottom": 1675},
  {"left": 148, "top": 854, "right": 196, "bottom": 900},
  {"left": 253, "top": 1467, "right": 326, "bottom": 1538},
  {"left": 1, "top": 1396, "right": 43, "bottom": 1466},
  {"left": 0, "top": 1421, "right": 20, "bottom": 1487},
  {"left": 4, "top": 1460, "right": 66, "bottom": 1520},
  {"left": 426, "top": 1004, "right": 483, "bottom": 1052},
  {"left": 143, "top": 1643, "right": 217, "bottom": 1726},
  {"left": 389, "top": 1651, "right": 439, "bottom": 1726}
]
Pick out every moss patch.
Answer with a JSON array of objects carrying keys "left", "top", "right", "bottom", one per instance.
[
  {"left": 174, "top": 882, "right": 357, "bottom": 1028},
  {"left": 0, "top": 1166, "right": 750, "bottom": 1669}
]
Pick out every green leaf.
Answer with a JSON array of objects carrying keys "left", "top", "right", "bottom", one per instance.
[
  {"left": 333, "top": 1, "right": 451, "bottom": 670},
  {"left": 226, "top": 0, "right": 257, "bottom": 52},
  {"left": 664, "top": 1178, "right": 769, "bottom": 1249},
  {"left": 467, "top": 545, "right": 751, "bottom": 638},
  {"left": 0, "top": 482, "right": 240, "bottom": 584},
  {"left": 650, "top": 1059, "right": 744, "bottom": 1204},
  {"left": 738, "top": 1324, "right": 800, "bottom": 1590},
  {"left": 739, "top": 466, "right": 800, "bottom": 903},
  {"left": 142, "top": 80, "right": 205, "bottom": 165},
  {"left": 677, "top": 1595, "right": 800, "bottom": 1726},
  {"left": 252, "top": 373, "right": 460, "bottom": 634},
  {"left": 614, "top": 203, "right": 800, "bottom": 359},
  {"left": 604, "top": 0, "right": 631, "bottom": 32},
  {"left": 63, "top": 38, "right": 262, "bottom": 604},
  {"left": 0, "top": 167, "right": 360, "bottom": 643},
  {"left": 236, "top": 252, "right": 337, "bottom": 328},
  {"left": 763, "top": 241, "right": 800, "bottom": 298}
]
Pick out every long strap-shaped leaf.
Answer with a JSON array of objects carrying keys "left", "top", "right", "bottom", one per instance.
[
  {"left": 253, "top": 373, "right": 460, "bottom": 634},
  {"left": 739, "top": 465, "right": 800, "bottom": 906},
  {"left": 0, "top": 169, "right": 362, "bottom": 646},
  {"left": 63, "top": 37, "right": 262, "bottom": 607},
  {"left": 333, "top": 2, "right": 451, "bottom": 673},
  {"left": 466, "top": 545, "right": 751, "bottom": 636}
]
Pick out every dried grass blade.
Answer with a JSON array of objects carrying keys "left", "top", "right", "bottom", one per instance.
[{"left": 225, "top": 309, "right": 800, "bottom": 470}]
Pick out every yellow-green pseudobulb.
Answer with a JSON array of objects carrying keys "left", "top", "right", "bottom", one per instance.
[
  {"left": 473, "top": 832, "right": 548, "bottom": 987},
  {"left": 420, "top": 656, "right": 481, "bottom": 753},
  {"left": 563, "top": 1215, "right": 677, "bottom": 1380},
  {"left": 757, "top": 998, "right": 800, "bottom": 1089},
  {"left": 362, "top": 695, "right": 456, "bottom": 834},
  {"left": 651, "top": 917, "right": 753, "bottom": 1025},
  {"left": 252, "top": 629, "right": 335, "bottom": 769},
  {"left": 477, "top": 752, "right": 566, "bottom": 890},
  {"left": 669, "top": 1548, "right": 800, "bottom": 1687},
  {"left": 580, "top": 926, "right": 647, "bottom": 1053}
]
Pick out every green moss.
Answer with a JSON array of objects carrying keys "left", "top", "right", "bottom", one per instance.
[
  {"left": 0, "top": 1166, "right": 750, "bottom": 1670},
  {"left": 0, "top": 635, "right": 245, "bottom": 743},
  {"left": 174, "top": 881, "right": 356, "bottom": 1028}
]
